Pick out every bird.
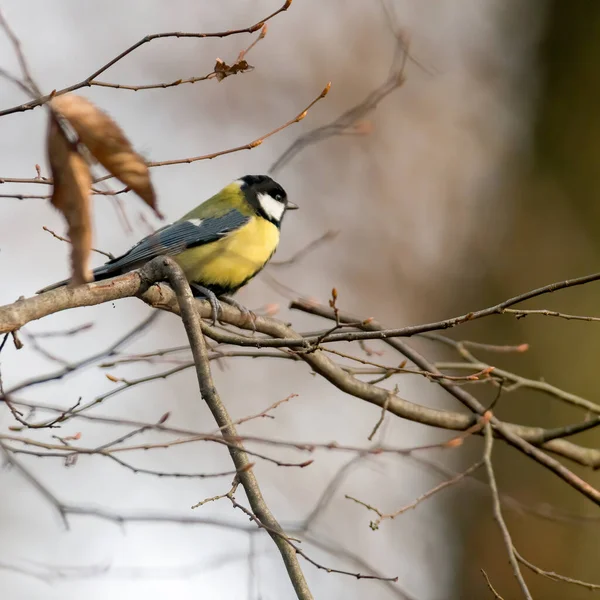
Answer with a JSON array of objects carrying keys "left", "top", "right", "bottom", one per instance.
[{"left": 37, "top": 174, "right": 298, "bottom": 322}]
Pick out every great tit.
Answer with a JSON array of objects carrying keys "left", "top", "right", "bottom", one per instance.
[{"left": 38, "top": 174, "right": 298, "bottom": 320}]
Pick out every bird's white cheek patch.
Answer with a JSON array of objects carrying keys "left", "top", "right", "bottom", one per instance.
[
  {"left": 257, "top": 192, "right": 285, "bottom": 222},
  {"left": 188, "top": 218, "right": 203, "bottom": 227}
]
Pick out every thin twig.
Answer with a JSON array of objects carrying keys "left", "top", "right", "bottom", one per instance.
[
  {"left": 229, "top": 495, "right": 398, "bottom": 582},
  {"left": 142, "top": 82, "right": 330, "bottom": 170},
  {"left": 514, "top": 547, "right": 600, "bottom": 591},
  {"left": 481, "top": 569, "right": 505, "bottom": 600},
  {"left": 42, "top": 226, "right": 115, "bottom": 260},
  {"left": 270, "top": 230, "right": 339, "bottom": 267},
  {"left": 345, "top": 459, "right": 483, "bottom": 530},
  {"left": 4, "top": 312, "right": 159, "bottom": 400},
  {"left": 428, "top": 333, "right": 600, "bottom": 414},
  {"left": 192, "top": 480, "right": 239, "bottom": 509},
  {"left": 269, "top": 32, "right": 410, "bottom": 174},
  {"left": 0, "top": 9, "right": 41, "bottom": 96},
  {"left": 502, "top": 308, "right": 600, "bottom": 322},
  {"left": 483, "top": 423, "right": 532, "bottom": 600},
  {"left": 6, "top": 445, "right": 252, "bottom": 480},
  {"left": 0, "top": 0, "right": 293, "bottom": 117},
  {"left": 367, "top": 393, "right": 391, "bottom": 441},
  {"left": 0, "top": 439, "right": 68, "bottom": 527},
  {"left": 91, "top": 72, "right": 216, "bottom": 91}
]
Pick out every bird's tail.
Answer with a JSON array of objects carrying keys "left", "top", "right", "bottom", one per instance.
[{"left": 36, "top": 261, "right": 124, "bottom": 294}]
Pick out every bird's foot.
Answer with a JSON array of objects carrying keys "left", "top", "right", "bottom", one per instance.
[
  {"left": 220, "top": 296, "right": 257, "bottom": 332},
  {"left": 190, "top": 283, "right": 222, "bottom": 326}
]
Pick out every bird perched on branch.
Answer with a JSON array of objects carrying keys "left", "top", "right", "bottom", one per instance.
[{"left": 38, "top": 174, "right": 297, "bottom": 322}]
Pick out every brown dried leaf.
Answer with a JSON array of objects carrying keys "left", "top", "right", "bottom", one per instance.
[
  {"left": 50, "top": 94, "right": 161, "bottom": 217},
  {"left": 213, "top": 58, "right": 253, "bottom": 82},
  {"left": 47, "top": 117, "right": 93, "bottom": 285}
]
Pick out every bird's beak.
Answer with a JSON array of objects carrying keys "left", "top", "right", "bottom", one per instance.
[{"left": 287, "top": 201, "right": 299, "bottom": 210}]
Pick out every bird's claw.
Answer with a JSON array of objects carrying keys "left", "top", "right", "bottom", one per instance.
[
  {"left": 191, "top": 283, "right": 222, "bottom": 326},
  {"left": 220, "top": 296, "right": 257, "bottom": 332}
]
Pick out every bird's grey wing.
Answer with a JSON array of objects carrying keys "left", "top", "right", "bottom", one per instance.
[{"left": 93, "top": 209, "right": 249, "bottom": 277}]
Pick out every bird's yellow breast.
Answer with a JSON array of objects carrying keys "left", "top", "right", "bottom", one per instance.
[{"left": 174, "top": 216, "right": 280, "bottom": 293}]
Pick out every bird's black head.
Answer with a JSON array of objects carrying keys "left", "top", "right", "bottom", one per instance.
[{"left": 237, "top": 174, "right": 298, "bottom": 227}]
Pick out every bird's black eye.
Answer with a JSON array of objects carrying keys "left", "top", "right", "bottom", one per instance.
[{"left": 275, "top": 194, "right": 282, "bottom": 202}]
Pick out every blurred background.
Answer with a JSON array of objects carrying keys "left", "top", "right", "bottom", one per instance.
[{"left": 1, "top": 0, "right": 599, "bottom": 598}]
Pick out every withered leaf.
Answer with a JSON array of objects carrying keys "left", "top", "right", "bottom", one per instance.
[
  {"left": 214, "top": 58, "right": 253, "bottom": 82},
  {"left": 50, "top": 94, "right": 161, "bottom": 217},
  {"left": 47, "top": 116, "right": 93, "bottom": 285}
]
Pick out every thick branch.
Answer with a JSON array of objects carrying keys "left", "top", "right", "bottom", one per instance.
[
  {"left": 139, "top": 257, "right": 313, "bottom": 600},
  {"left": 1, "top": 274, "right": 600, "bottom": 469}
]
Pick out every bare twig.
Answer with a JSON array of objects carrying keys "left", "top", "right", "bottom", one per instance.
[
  {"left": 192, "top": 480, "right": 239, "bottom": 509},
  {"left": 1, "top": 432, "right": 314, "bottom": 470},
  {"left": 26, "top": 322, "right": 94, "bottom": 338},
  {"left": 481, "top": 569, "right": 505, "bottom": 600},
  {"left": 5, "top": 444, "right": 251, "bottom": 480},
  {"left": 367, "top": 392, "right": 391, "bottom": 441},
  {"left": 270, "top": 230, "right": 340, "bottom": 267},
  {"left": 0, "top": 439, "right": 68, "bottom": 527},
  {"left": 269, "top": 32, "right": 410, "bottom": 174},
  {"left": 3, "top": 312, "right": 158, "bottom": 400},
  {"left": 0, "top": 8, "right": 41, "bottom": 96},
  {"left": 142, "top": 82, "right": 330, "bottom": 169},
  {"left": 218, "top": 393, "right": 298, "bottom": 432},
  {"left": 483, "top": 423, "right": 532, "bottom": 600},
  {"left": 514, "top": 548, "right": 600, "bottom": 591},
  {"left": 287, "top": 270, "right": 600, "bottom": 342},
  {"left": 90, "top": 72, "right": 216, "bottom": 91},
  {"left": 228, "top": 495, "right": 398, "bottom": 582},
  {"left": 0, "top": 1, "right": 293, "bottom": 117},
  {"left": 502, "top": 308, "right": 600, "bottom": 322},
  {"left": 323, "top": 347, "right": 495, "bottom": 382},
  {"left": 434, "top": 360, "right": 600, "bottom": 416},
  {"left": 345, "top": 459, "right": 483, "bottom": 530},
  {"left": 0, "top": 192, "right": 50, "bottom": 200},
  {"left": 42, "top": 226, "right": 115, "bottom": 260},
  {"left": 428, "top": 333, "right": 600, "bottom": 414},
  {"left": 458, "top": 340, "right": 529, "bottom": 354},
  {"left": 90, "top": 23, "right": 269, "bottom": 94}
]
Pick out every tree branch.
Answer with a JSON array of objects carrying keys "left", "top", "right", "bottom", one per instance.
[
  {"left": 483, "top": 423, "right": 532, "bottom": 600},
  {"left": 137, "top": 257, "right": 314, "bottom": 600},
  {"left": 0, "top": 0, "right": 292, "bottom": 118},
  {"left": 2, "top": 274, "right": 600, "bottom": 470},
  {"left": 291, "top": 301, "right": 600, "bottom": 505}
]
